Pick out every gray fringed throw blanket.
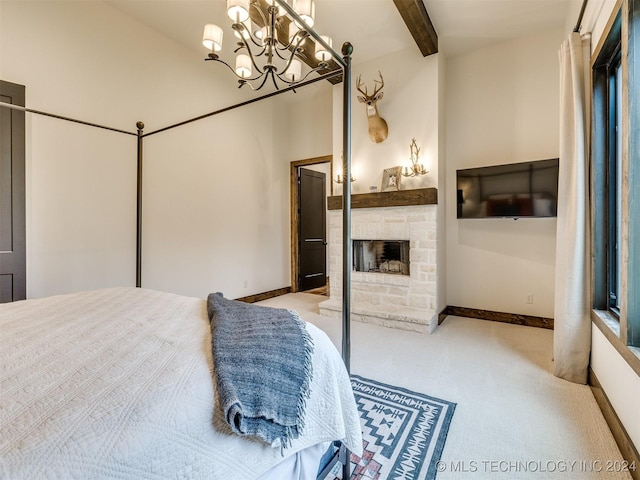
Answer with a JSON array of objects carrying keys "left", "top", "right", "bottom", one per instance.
[{"left": 207, "top": 293, "right": 314, "bottom": 449}]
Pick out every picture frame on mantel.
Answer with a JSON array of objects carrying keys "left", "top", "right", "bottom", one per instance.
[{"left": 381, "top": 167, "right": 402, "bottom": 192}]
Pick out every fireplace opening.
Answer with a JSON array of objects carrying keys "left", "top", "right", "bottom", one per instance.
[{"left": 353, "top": 240, "right": 410, "bottom": 275}]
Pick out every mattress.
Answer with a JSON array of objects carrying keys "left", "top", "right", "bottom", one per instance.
[{"left": 0, "top": 287, "right": 362, "bottom": 479}]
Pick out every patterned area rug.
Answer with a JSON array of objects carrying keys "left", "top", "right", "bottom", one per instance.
[{"left": 331, "top": 375, "right": 456, "bottom": 480}]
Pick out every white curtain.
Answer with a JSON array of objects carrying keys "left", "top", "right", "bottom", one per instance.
[{"left": 554, "top": 32, "right": 592, "bottom": 384}]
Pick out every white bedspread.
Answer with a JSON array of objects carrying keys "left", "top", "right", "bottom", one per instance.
[{"left": 0, "top": 288, "right": 362, "bottom": 479}]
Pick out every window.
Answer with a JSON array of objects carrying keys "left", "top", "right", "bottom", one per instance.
[
  {"left": 592, "top": 0, "right": 640, "bottom": 352},
  {"left": 607, "top": 49, "right": 622, "bottom": 315},
  {"left": 593, "top": 9, "right": 622, "bottom": 320}
]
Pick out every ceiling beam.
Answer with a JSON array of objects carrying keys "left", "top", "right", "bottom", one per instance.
[{"left": 393, "top": 0, "right": 438, "bottom": 57}]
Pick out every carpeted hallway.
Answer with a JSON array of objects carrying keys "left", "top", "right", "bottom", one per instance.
[{"left": 258, "top": 292, "right": 633, "bottom": 480}]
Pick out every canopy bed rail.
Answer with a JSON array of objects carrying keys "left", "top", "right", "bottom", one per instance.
[
  {"left": 142, "top": 69, "right": 343, "bottom": 138},
  {"left": 1, "top": 0, "right": 355, "bottom": 477},
  {"left": 0, "top": 100, "right": 137, "bottom": 137}
]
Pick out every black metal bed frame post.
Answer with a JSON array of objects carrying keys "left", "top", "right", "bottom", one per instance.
[
  {"left": 341, "top": 43, "right": 352, "bottom": 376},
  {"left": 276, "top": 2, "right": 354, "bottom": 475},
  {"left": 341, "top": 41, "right": 353, "bottom": 480},
  {"left": 136, "top": 121, "right": 144, "bottom": 288}
]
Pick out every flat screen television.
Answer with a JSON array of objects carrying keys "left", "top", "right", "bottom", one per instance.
[{"left": 456, "top": 158, "right": 559, "bottom": 219}]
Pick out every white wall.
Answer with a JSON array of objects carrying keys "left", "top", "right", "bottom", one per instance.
[
  {"left": 333, "top": 47, "right": 440, "bottom": 195},
  {"left": 445, "top": 27, "right": 564, "bottom": 318},
  {"left": 142, "top": 103, "right": 292, "bottom": 300},
  {"left": 1, "top": 1, "right": 147, "bottom": 297},
  {"left": 0, "top": 0, "right": 299, "bottom": 299},
  {"left": 592, "top": 328, "right": 640, "bottom": 448},
  {"left": 282, "top": 86, "right": 333, "bottom": 163}
]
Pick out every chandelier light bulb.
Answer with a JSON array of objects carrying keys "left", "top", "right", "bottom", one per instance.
[
  {"left": 284, "top": 59, "right": 302, "bottom": 82},
  {"left": 235, "top": 54, "right": 252, "bottom": 78},
  {"left": 233, "top": 19, "right": 252, "bottom": 40},
  {"left": 258, "top": 26, "right": 270, "bottom": 46},
  {"left": 288, "top": 22, "right": 300, "bottom": 42},
  {"left": 253, "top": 23, "right": 264, "bottom": 40},
  {"left": 227, "top": 0, "right": 250, "bottom": 23},
  {"left": 202, "top": 24, "right": 223, "bottom": 51},
  {"left": 294, "top": 0, "right": 315, "bottom": 28},
  {"left": 315, "top": 35, "right": 332, "bottom": 61}
]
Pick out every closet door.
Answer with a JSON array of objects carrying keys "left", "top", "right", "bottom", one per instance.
[
  {"left": 298, "top": 167, "right": 327, "bottom": 292},
  {"left": 0, "top": 80, "right": 26, "bottom": 302}
]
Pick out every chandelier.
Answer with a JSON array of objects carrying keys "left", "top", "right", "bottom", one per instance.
[
  {"left": 202, "top": 0, "right": 333, "bottom": 91},
  {"left": 402, "top": 138, "right": 428, "bottom": 177}
]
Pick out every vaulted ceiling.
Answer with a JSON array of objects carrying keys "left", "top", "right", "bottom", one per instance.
[{"left": 107, "top": 0, "right": 579, "bottom": 64}]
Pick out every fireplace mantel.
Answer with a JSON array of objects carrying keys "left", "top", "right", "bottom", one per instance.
[{"left": 327, "top": 187, "right": 437, "bottom": 210}]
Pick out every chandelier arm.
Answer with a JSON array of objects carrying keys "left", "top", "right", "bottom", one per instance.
[
  {"left": 273, "top": 31, "right": 309, "bottom": 62},
  {"left": 277, "top": 48, "right": 303, "bottom": 77},
  {"left": 271, "top": 70, "right": 280, "bottom": 90},
  {"left": 231, "top": 22, "right": 260, "bottom": 48},
  {"left": 234, "top": 43, "right": 267, "bottom": 57},
  {"left": 232, "top": 41, "right": 247, "bottom": 54},
  {"left": 231, "top": 28, "right": 268, "bottom": 59},
  {"left": 275, "top": 62, "right": 328, "bottom": 86},
  {"left": 206, "top": 55, "right": 266, "bottom": 83},
  {"left": 256, "top": 71, "right": 273, "bottom": 91},
  {"left": 275, "top": 30, "right": 309, "bottom": 53},
  {"left": 245, "top": 31, "right": 266, "bottom": 48},
  {"left": 205, "top": 55, "right": 240, "bottom": 76},
  {"left": 238, "top": 70, "right": 272, "bottom": 91},
  {"left": 273, "top": 47, "right": 290, "bottom": 61},
  {"left": 241, "top": 39, "right": 269, "bottom": 75},
  {"left": 247, "top": 37, "right": 263, "bottom": 48}
]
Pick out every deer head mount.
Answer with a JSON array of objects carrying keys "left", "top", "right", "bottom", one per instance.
[{"left": 356, "top": 71, "right": 388, "bottom": 144}]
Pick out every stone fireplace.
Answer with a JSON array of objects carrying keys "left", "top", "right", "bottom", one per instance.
[{"left": 319, "top": 188, "right": 439, "bottom": 333}]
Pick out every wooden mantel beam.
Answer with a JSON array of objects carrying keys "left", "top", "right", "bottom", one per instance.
[{"left": 393, "top": 0, "right": 438, "bottom": 57}]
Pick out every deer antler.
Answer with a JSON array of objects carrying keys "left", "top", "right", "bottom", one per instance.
[
  {"left": 410, "top": 138, "right": 420, "bottom": 159},
  {"left": 372, "top": 71, "right": 384, "bottom": 97},
  {"left": 356, "top": 75, "right": 369, "bottom": 96}
]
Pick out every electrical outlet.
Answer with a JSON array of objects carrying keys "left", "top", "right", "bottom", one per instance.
[
  {"left": 526, "top": 293, "right": 534, "bottom": 304},
  {"left": 243, "top": 280, "right": 248, "bottom": 289}
]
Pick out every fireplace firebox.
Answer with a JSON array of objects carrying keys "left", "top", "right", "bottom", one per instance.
[{"left": 353, "top": 240, "right": 410, "bottom": 275}]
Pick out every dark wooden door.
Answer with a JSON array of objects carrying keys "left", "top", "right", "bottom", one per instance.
[
  {"left": 298, "top": 168, "right": 326, "bottom": 291},
  {"left": 0, "top": 81, "right": 26, "bottom": 302}
]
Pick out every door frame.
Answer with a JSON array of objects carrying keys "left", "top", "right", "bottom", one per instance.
[
  {"left": 290, "top": 154, "right": 333, "bottom": 293},
  {"left": 0, "top": 80, "right": 26, "bottom": 302}
]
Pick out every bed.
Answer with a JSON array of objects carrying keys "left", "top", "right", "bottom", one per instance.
[
  {"left": 0, "top": 1, "right": 357, "bottom": 476},
  {"left": 0, "top": 287, "right": 362, "bottom": 479}
]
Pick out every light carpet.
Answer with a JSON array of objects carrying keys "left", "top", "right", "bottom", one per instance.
[{"left": 257, "top": 293, "right": 632, "bottom": 480}]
